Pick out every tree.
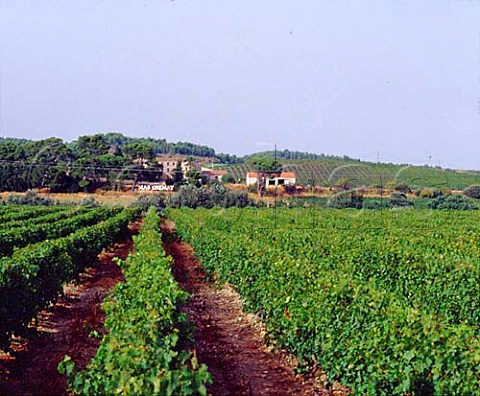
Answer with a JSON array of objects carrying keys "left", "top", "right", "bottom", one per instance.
[
  {"left": 73, "top": 156, "right": 102, "bottom": 190},
  {"left": 76, "top": 134, "right": 109, "bottom": 157},
  {"left": 172, "top": 161, "right": 184, "bottom": 189},
  {"left": 0, "top": 141, "right": 27, "bottom": 191},
  {"left": 49, "top": 171, "right": 80, "bottom": 193},
  {"left": 249, "top": 157, "right": 281, "bottom": 196},
  {"left": 222, "top": 173, "right": 235, "bottom": 184},
  {"left": 16, "top": 138, "right": 74, "bottom": 190},
  {"left": 185, "top": 169, "right": 205, "bottom": 187},
  {"left": 96, "top": 154, "right": 126, "bottom": 189},
  {"left": 123, "top": 143, "right": 154, "bottom": 162},
  {"left": 122, "top": 143, "right": 158, "bottom": 190}
]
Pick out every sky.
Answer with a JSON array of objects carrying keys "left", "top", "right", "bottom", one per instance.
[{"left": 0, "top": 1, "right": 479, "bottom": 169}]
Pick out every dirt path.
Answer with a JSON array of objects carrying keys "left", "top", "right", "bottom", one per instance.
[
  {"left": 0, "top": 220, "right": 141, "bottom": 396},
  {"left": 162, "top": 219, "right": 342, "bottom": 396}
]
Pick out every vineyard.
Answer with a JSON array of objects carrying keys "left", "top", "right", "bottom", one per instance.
[
  {"left": 3, "top": 202, "right": 480, "bottom": 395},
  {"left": 60, "top": 207, "right": 210, "bottom": 395},
  {"left": 0, "top": 203, "right": 214, "bottom": 396},
  {"left": 225, "top": 159, "right": 480, "bottom": 189},
  {"left": 0, "top": 205, "right": 142, "bottom": 349},
  {"left": 169, "top": 207, "right": 480, "bottom": 395}
]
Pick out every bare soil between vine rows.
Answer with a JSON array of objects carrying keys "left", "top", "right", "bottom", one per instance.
[
  {"left": 162, "top": 218, "right": 347, "bottom": 396},
  {"left": 0, "top": 220, "right": 141, "bottom": 396}
]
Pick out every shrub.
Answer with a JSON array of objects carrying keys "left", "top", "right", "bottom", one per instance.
[
  {"left": 333, "top": 178, "right": 351, "bottom": 190},
  {"left": 394, "top": 183, "right": 411, "bottom": 194},
  {"left": 210, "top": 183, "right": 249, "bottom": 208},
  {"left": 390, "top": 192, "right": 413, "bottom": 207},
  {"left": 418, "top": 188, "right": 443, "bottom": 199},
  {"left": 131, "top": 194, "right": 166, "bottom": 212},
  {"left": 428, "top": 194, "right": 477, "bottom": 210},
  {"left": 363, "top": 198, "right": 390, "bottom": 210},
  {"left": 166, "top": 184, "right": 250, "bottom": 209},
  {"left": 6, "top": 190, "right": 54, "bottom": 206},
  {"left": 166, "top": 185, "right": 213, "bottom": 209},
  {"left": 464, "top": 185, "right": 480, "bottom": 199},
  {"left": 327, "top": 190, "right": 363, "bottom": 209},
  {"left": 79, "top": 196, "right": 101, "bottom": 207}
]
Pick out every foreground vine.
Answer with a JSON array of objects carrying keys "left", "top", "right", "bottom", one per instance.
[{"left": 59, "top": 207, "right": 211, "bottom": 396}]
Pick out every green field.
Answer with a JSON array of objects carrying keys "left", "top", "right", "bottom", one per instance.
[{"left": 169, "top": 207, "right": 480, "bottom": 395}]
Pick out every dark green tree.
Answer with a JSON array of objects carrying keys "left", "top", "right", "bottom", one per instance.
[
  {"left": 76, "top": 134, "right": 109, "bottom": 157},
  {"left": 249, "top": 157, "right": 281, "bottom": 196},
  {"left": 185, "top": 169, "right": 205, "bottom": 187},
  {"left": 172, "top": 162, "right": 184, "bottom": 188}
]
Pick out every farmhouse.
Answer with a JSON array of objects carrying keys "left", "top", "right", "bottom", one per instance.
[
  {"left": 246, "top": 171, "right": 296, "bottom": 186},
  {"left": 267, "top": 172, "right": 296, "bottom": 186},
  {"left": 201, "top": 167, "right": 227, "bottom": 182},
  {"left": 155, "top": 156, "right": 198, "bottom": 178}
]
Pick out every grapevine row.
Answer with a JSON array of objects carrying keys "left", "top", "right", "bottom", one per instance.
[
  {"left": 0, "top": 207, "right": 140, "bottom": 349},
  {"left": 169, "top": 207, "right": 480, "bottom": 395},
  {"left": 3, "top": 206, "right": 90, "bottom": 229},
  {"left": 60, "top": 207, "right": 211, "bottom": 396},
  {"left": 0, "top": 205, "right": 66, "bottom": 224},
  {"left": 0, "top": 206, "right": 122, "bottom": 257}
]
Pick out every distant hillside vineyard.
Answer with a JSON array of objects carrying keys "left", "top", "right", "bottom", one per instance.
[{"left": 226, "top": 159, "right": 480, "bottom": 190}]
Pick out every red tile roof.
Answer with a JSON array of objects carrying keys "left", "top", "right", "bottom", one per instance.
[
  {"left": 212, "top": 170, "right": 227, "bottom": 176},
  {"left": 202, "top": 169, "right": 227, "bottom": 177}
]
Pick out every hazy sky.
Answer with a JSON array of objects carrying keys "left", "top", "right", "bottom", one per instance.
[{"left": 1, "top": 1, "right": 479, "bottom": 169}]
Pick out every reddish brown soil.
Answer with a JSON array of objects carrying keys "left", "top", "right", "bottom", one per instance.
[
  {"left": 0, "top": 220, "right": 141, "bottom": 396},
  {"left": 162, "top": 219, "right": 347, "bottom": 396}
]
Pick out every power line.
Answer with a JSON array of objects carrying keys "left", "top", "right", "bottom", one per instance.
[{"left": 0, "top": 159, "right": 165, "bottom": 173}]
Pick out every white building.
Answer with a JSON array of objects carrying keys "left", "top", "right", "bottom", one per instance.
[
  {"left": 267, "top": 172, "right": 296, "bottom": 186},
  {"left": 246, "top": 172, "right": 258, "bottom": 186},
  {"left": 246, "top": 171, "right": 296, "bottom": 186}
]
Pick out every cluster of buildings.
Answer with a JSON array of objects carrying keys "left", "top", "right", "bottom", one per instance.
[
  {"left": 135, "top": 155, "right": 296, "bottom": 191},
  {"left": 155, "top": 156, "right": 195, "bottom": 178},
  {"left": 155, "top": 156, "right": 227, "bottom": 182}
]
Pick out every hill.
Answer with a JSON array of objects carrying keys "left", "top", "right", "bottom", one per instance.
[
  {"left": 1, "top": 134, "right": 480, "bottom": 191},
  {"left": 225, "top": 158, "right": 480, "bottom": 190}
]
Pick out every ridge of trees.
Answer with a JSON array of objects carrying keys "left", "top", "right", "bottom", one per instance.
[
  {"left": 2, "top": 133, "right": 478, "bottom": 193},
  {"left": 241, "top": 149, "right": 363, "bottom": 162},
  {"left": 0, "top": 133, "right": 238, "bottom": 192}
]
